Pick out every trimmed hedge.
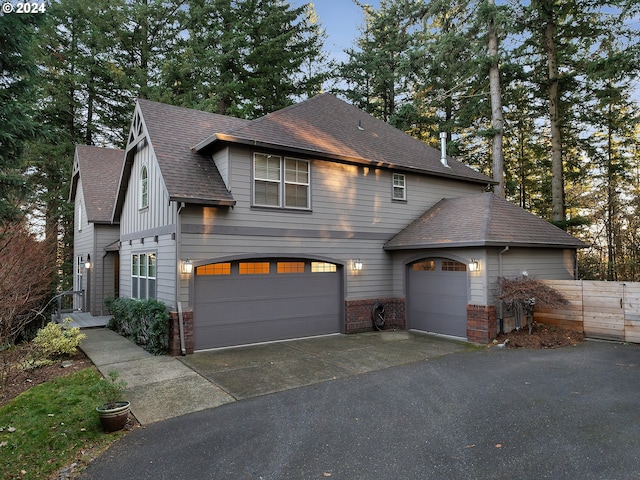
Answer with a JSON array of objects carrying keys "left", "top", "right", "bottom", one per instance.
[{"left": 107, "top": 298, "right": 169, "bottom": 355}]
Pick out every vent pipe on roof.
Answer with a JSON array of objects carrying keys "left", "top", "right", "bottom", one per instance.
[{"left": 439, "top": 132, "right": 449, "bottom": 168}]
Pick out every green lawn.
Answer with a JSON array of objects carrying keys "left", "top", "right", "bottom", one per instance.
[{"left": 0, "top": 368, "right": 128, "bottom": 479}]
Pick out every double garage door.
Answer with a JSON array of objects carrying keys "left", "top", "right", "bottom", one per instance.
[
  {"left": 408, "top": 258, "right": 469, "bottom": 338},
  {"left": 193, "top": 259, "right": 342, "bottom": 350}
]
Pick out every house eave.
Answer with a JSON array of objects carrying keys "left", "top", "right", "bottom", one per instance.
[
  {"left": 170, "top": 196, "right": 236, "bottom": 207},
  {"left": 194, "top": 134, "right": 495, "bottom": 186},
  {"left": 384, "top": 240, "right": 588, "bottom": 251}
]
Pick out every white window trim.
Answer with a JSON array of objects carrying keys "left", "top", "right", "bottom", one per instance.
[
  {"left": 78, "top": 201, "right": 83, "bottom": 231},
  {"left": 393, "top": 173, "right": 406, "bottom": 201},
  {"left": 140, "top": 165, "right": 149, "bottom": 209},
  {"left": 253, "top": 153, "right": 310, "bottom": 209},
  {"left": 131, "top": 252, "right": 156, "bottom": 300}
]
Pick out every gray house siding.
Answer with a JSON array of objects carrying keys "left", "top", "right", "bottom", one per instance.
[
  {"left": 73, "top": 181, "right": 93, "bottom": 311},
  {"left": 91, "top": 225, "right": 119, "bottom": 314},
  {"left": 119, "top": 123, "right": 178, "bottom": 308},
  {"left": 486, "top": 247, "right": 577, "bottom": 304},
  {"left": 176, "top": 146, "right": 485, "bottom": 305},
  {"left": 72, "top": 179, "right": 120, "bottom": 314}
]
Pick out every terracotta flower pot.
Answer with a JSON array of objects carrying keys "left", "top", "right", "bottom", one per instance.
[{"left": 96, "top": 401, "right": 130, "bottom": 432}]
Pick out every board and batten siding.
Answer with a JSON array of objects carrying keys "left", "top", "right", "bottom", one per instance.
[
  {"left": 177, "top": 146, "right": 484, "bottom": 304},
  {"left": 119, "top": 142, "right": 177, "bottom": 236},
  {"left": 119, "top": 140, "right": 177, "bottom": 307}
]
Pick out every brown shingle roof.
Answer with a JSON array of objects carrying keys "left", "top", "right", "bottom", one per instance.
[
  {"left": 137, "top": 99, "right": 250, "bottom": 204},
  {"left": 197, "top": 93, "right": 493, "bottom": 185},
  {"left": 384, "top": 193, "right": 587, "bottom": 250},
  {"left": 71, "top": 145, "right": 124, "bottom": 224}
]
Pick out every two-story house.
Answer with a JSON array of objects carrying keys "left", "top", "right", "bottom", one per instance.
[{"left": 74, "top": 93, "right": 585, "bottom": 353}]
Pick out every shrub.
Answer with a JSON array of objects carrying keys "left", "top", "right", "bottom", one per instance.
[
  {"left": 32, "top": 318, "right": 86, "bottom": 361},
  {"left": 108, "top": 298, "right": 169, "bottom": 355}
]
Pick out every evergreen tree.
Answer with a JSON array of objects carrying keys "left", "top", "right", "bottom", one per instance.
[
  {"left": 162, "top": 0, "right": 326, "bottom": 118},
  {"left": 338, "top": 0, "right": 420, "bottom": 122},
  {"left": 0, "top": 13, "right": 41, "bottom": 222}
]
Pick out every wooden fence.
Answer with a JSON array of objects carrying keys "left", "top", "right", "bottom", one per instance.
[{"left": 533, "top": 280, "right": 640, "bottom": 343}]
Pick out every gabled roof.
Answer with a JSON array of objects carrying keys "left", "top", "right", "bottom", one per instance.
[
  {"left": 134, "top": 99, "right": 251, "bottom": 205},
  {"left": 384, "top": 193, "right": 588, "bottom": 250},
  {"left": 70, "top": 145, "right": 125, "bottom": 224},
  {"left": 194, "top": 93, "right": 493, "bottom": 185}
]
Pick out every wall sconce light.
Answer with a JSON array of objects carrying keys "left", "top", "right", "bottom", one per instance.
[
  {"left": 84, "top": 254, "right": 92, "bottom": 269},
  {"left": 181, "top": 259, "right": 193, "bottom": 275},
  {"left": 352, "top": 258, "right": 363, "bottom": 271},
  {"left": 468, "top": 259, "right": 479, "bottom": 272}
]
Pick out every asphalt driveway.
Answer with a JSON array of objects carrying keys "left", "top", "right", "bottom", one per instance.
[{"left": 81, "top": 340, "right": 640, "bottom": 480}]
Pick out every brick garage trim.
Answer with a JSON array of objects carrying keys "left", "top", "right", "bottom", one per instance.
[
  {"left": 169, "top": 309, "right": 194, "bottom": 356},
  {"left": 466, "top": 304, "right": 497, "bottom": 344},
  {"left": 345, "top": 298, "right": 405, "bottom": 333}
]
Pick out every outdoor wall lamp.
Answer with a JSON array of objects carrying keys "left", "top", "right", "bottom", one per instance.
[
  {"left": 468, "top": 259, "right": 479, "bottom": 272},
  {"left": 352, "top": 258, "right": 363, "bottom": 271},
  {"left": 84, "top": 254, "right": 92, "bottom": 269},
  {"left": 181, "top": 259, "right": 193, "bottom": 275}
]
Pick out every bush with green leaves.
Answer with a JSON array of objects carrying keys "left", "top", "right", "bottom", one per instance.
[
  {"left": 108, "top": 298, "right": 169, "bottom": 355},
  {"left": 32, "top": 318, "right": 86, "bottom": 361}
]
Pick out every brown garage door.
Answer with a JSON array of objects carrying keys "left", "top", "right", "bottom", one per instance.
[
  {"left": 408, "top": 258, "right": 468, "bottom": 338},
  {"left": 193, "top": 259, "right": 342, "bottom": 350}
]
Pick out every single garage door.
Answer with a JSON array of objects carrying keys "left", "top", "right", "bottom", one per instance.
[
  {"left": 193, "top": 259, "right": 342, "bottom": 350},
  {"left": 408, "top": 258, "right": 468, "bottom": 338}
]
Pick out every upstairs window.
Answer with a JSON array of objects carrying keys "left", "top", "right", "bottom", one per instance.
[
  {"left": 254, "top": 153, "right": 309, "bottom": 209},
  {"left": 393, "top": 173, "right": 406, "bottom": 201},
  {"left": 140, "top": 165, "right": 148, "bottom": 209}
]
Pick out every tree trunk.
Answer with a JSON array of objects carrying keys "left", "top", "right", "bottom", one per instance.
[
  {"left": 544, "top": 10, "right": 564, "bottom": 223},
  {"left": 488, "top": 0, "right": 504, "bottom": 197}
]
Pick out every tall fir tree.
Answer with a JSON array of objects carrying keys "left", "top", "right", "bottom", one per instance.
[
  {"left": 161, "top": 0, "right": 327, "bottom": 118},
  {"left": 0, "top": 13, "right": 41, "bottom": 222}
]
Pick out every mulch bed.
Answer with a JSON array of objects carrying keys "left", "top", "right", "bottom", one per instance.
[{"left": 492, "top": 322, "right": 584, "bottom": 349}]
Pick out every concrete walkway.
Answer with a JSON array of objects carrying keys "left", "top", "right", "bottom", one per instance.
[{"left": 80, "top": 329, "right": 234, "bottom": 425}]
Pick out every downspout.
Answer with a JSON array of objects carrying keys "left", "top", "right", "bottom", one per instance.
[
  {"left": 498, "top": 246, "right": 509, "bottom": 334},
  {"left": 176, "top": 202, "right": 186, "bottom": 355}
]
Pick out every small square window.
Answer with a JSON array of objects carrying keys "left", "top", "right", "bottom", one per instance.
[
  {"left": 196, "top": 263, "right": 231, "bottom": 275},
  {"left": 393, "top": 173, "right": 406, "bottom": 200},
  {"left": 277, "top": 261, "right": 305, "bottom": 273},
  {"left": 239, "top": 262, "right": 270, "bottom": 274}
]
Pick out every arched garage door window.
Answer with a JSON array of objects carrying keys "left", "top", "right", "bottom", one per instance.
[{"left": 408, "top": 258, "right": 468, "bottom": 338}]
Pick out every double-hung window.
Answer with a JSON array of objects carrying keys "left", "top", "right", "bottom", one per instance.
[
  {"left": 132, "top": 252, "right": 156, "bottom": 299},
  {"left": 393, "top": 173, "right": 406, "bottom": 201},
  {"left": 254, "top": 153, "right": 309, "bottom": 209}
]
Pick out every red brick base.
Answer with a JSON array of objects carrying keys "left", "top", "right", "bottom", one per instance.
[
  {"left": 466, "top": 304, "right": 497, "bottom": 344},
  {"left": 345, "top": 298, "right": 406, "bottom": 333},
  {"left": 169, "top": 309, "right": 194, "bottom": 356},
  {"left": 170, "top": 301, "right": 497, "bottom": 353}
]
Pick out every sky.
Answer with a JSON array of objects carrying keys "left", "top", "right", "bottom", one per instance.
[{"left": 291, "top": 0, "right": 381, "bottom": 62}]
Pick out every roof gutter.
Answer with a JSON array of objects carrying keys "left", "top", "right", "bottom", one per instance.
[{"left": 194, "top": 134, "right": 494, "bottom": 186}]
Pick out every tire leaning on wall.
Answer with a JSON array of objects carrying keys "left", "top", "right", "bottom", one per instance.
[{"left": 372, "top": 303, "right": 386, "bottom": 331}]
